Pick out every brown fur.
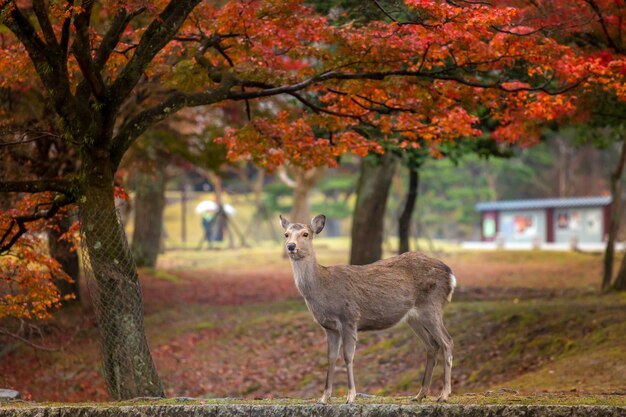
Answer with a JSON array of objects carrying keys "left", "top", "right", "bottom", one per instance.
[{"left": 280, "top": 214, "right": 455, "bottom": 404}]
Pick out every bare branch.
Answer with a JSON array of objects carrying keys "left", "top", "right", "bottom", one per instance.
[
  {"left": 0, "top": 328, "right": 62, "bottom": 352},
  {"left": 0, "top": 129, "right": 62, "bottom": 147}
]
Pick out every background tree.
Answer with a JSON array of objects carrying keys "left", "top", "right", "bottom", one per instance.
[
  {"left": 502, "top": 0, "right": 626, "bottom": 290},
  {"left": 350, "top": 151, "right": 398, "bottom": 265}
]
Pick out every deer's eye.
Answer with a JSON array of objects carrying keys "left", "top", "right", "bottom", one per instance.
[
  {"left": 284, "top": 233, "right": 289, "bottom": 238},
  {"left": 303, "top": 232, "right": 309, "bottom": 237}
]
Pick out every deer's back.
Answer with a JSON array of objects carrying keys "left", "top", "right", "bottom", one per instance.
[{"left": 316, "top": 252, "right": 453, "bottom": 331}]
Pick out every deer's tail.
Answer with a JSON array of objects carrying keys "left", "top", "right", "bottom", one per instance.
[{"left": 447, "top": 274, "right": 457, "bottom": 302}]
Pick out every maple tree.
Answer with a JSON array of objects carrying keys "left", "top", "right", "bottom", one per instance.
[
  {"left": 494, "top": 0, "right": 626, "bottom": 290},
  {"left": 0, "top": 0, "right": 608, "bottom": 399}
]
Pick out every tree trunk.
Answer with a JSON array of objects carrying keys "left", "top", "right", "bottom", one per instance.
[
  {"left": 279, "top": 166, "right": 325, "bottom": 223},
  {"left": 80, "top": 153, "right": 164, "bottom": 400},
  {"left": 131, "top": 163, "right": 167, "bottom": 268},
  {"left": 292, "top": 182, "right": 312, "bottom": 223},
  {"left": 614, "top": 251, "right": 626, "bottom": 291},
  {"left": 398, "top": 167, "right": 419, "bottom": 254},
  {"left": 48, "top": 212, "right": 81, "bottom": 301},
  {"left": 602, "top": 138, "right": 626, "bottom": 291},
  {"left": 350, "top": 153, "right": 398, "bottom": 265}
]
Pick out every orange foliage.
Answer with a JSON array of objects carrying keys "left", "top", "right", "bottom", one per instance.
[{"left": 0, "top": 195, "right": 75, "bottom": 320}]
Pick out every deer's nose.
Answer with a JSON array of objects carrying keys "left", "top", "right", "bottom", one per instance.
[{"left": 287, "top": 243, "right": 296, "bottom": 252}]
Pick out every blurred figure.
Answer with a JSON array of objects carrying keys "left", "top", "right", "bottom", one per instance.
[{"left": 199, "top": 211, "right": 217, "bottom": 249}]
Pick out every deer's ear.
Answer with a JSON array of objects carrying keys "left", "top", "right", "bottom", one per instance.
[
  {"left": 311, "top": 214, "right": 326, "bottom": 234},
  {"left": 279, "top": 214, "right": 290, "bottom": 229}
]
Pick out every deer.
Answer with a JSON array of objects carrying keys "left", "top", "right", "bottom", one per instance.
[{"left": 280, "top": 214, "right": 456, "bottom": 405}]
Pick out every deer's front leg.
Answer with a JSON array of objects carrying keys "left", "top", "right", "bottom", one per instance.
[
  {"left": 341, "top": 325, "right": 358, "bottom": 404},
  {"left": 318, "top": 328, "right": 341, "bottom": 404}
]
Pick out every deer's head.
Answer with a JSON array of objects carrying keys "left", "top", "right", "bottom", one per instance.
[{"left": 279, "top": 214, "right": 325, "bottom": 260}]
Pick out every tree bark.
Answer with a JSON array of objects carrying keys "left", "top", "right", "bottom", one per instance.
[
  {"left": 80, "top": 152, "right": 164, "bottom": 400},
  {"left": 131, "top": 162, "right": 167, "bottom": 268},
  {"left": 279, "top": 166, "right": 325, "bottom": 223},
  {"left": 614, "top": 250, "right": 626, "bottom": 291},
  {"left": 398, "top": 167, "right": 419, "bottom": 254},
  {"left": 602, "top": 138, "right": 626, "bottom": 291},
  {"left": 48, "top": 212, "right": 81, "bottom": 301},
  {"left": 350, "top": 153, "right": 398, "bottom": 265}
]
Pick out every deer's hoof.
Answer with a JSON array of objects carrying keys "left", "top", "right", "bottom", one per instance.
[
  {"left": 436, "top": 395, "right": 449, "bottom": 403},
  {"left": 412, "top": 391, "right": 427, "bottom": 402}
]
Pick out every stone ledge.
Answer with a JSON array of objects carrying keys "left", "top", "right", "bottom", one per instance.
[{"left": 1, "top": 404, "right": 625, "bottom": 417}]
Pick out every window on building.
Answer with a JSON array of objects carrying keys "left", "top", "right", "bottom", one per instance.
[
  {"left": 513, "top": 215, "right": 536, "bottom": 237},
  {"left": 557, "top": 210, "right": 581, "bottom": 230}
]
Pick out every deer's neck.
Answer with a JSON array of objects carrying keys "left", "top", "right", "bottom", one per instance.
[{"left": 290, "top": 254, "right": 321, "bottom": 298}]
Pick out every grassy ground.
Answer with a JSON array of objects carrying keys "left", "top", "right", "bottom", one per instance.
[
  {"left": 0, "top": 245, "right": 624, "bottom": 403},
  {"left": 3, "top": 393, "right": 626, "bottom": 408}
]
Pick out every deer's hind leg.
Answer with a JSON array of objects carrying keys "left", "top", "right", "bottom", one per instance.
[
  {"left": 407, "top": 310, "right": 440, "bottom": 401},
  {"left": 418, "top": 309, "right": 454, "bottom": 402}
]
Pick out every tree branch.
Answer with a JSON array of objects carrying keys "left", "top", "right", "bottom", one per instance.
[
  {"left": 0, "top": 193, "right": 75, "bottom": 254},
  {"left": 109, "top": 0, "right": 202, "bottom": 110},
  {"left": 59, "top": 0, "right": 75, "bottom": 56},
  {"left": 32, "top": 0, "right": 58, "bottom": 48},
  {"left": 95, "top": 7, "right": 146, "bottom": 70},
  {"left": 74, "top": 7, "right": 145, "bottom": 101},
  {"left": 0, "top": 179, "right": 76, "bottom": 194},
  {"left": 584, "top": 0, "right": 624, "bottom": 54},
  {"left": 0, "top": 328, "right": 64, "bottom": 352},
  {"left": 0, "top": 1, "right": 50, "bottom": 83},
  {"left": 72, "top": 0, "right": 105, "bottom": 99},
  {"left": 110, "top": 82, "right": 234, "bottom": 167},
  {"left": 1, "top": 2, "right": 83, "bottom": 139}
]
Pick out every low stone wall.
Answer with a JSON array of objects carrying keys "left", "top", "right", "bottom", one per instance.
[{"left": 1, "top": 404, "right": 625, "bottom": 417}]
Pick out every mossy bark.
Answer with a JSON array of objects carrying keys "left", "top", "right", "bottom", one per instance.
[{"left": 80, "top": 151, "right": 164, "bottom": 400}]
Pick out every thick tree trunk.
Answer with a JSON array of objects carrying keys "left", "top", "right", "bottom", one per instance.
[
  {"left": 80, "top": 153, "right": 164, "bottom": 400},
  {"left": 602, "top": 138, "right": 626, "bottom": 291},
  {"left": 48, "top": 212, "right": 81, "bottom": 301},
  {"left": 350, "top": 153, "right": 398, "bottom": 265},
  {"left": 131, "top": 163, "right": 167, "bottom": 268},
  {"left": 398, "top": 167, "right": 419, "bottom": 254}
]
